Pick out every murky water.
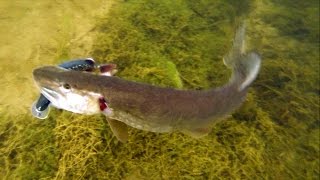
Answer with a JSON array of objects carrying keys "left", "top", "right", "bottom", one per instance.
[{"left": 0, "top": 0, "right": 319, "bottom": 179}]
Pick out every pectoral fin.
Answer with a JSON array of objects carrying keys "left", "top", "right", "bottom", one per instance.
[
  {"left": 182, "top": 127, "right": 212, "bottom": 138},
  {"left": 106, "top": 119, "right": 128, "bottom": 143}
]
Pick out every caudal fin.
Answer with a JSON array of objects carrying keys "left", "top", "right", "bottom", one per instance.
[
  {"left": 224, "top": 23, "right": 261, "bottom": 90},
  {"left": 237, "top": 52, "right": 261, "bottom": 90},
  {"left": 223, "top": 23, "right": 246, "bottom": 68}
]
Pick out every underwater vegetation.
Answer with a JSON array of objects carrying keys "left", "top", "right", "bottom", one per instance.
[{"left": 0, "top": 0, "right": 319, "bottom": 179}]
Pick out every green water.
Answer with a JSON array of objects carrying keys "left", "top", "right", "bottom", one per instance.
[{"left": 0, "top": 0, "right": 319, "bottom": 179}]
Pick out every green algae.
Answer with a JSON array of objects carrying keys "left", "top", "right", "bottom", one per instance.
[
  {"left": 0, "top": 0, "right": 319, "bottom": 179},
  {"left": 0, "top": 112, "right": 58, "bottom": 179},
  {"left": 93, "top": 0, "right": 246, "bottom": 89}
]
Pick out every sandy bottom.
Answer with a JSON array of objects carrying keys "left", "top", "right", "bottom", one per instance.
[{"left": 0, "top": 0, "right": 113, "bottom": 115}]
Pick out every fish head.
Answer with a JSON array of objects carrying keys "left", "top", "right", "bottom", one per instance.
[{"left": 33, "top": 66, "right": 102, "bottom": 114}]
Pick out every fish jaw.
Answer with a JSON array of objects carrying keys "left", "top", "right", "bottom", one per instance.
[{"left": 39, "top": 85, "right": 102, "bottom": 115}]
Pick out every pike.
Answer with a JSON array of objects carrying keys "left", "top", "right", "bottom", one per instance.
[{"left": 32, "top": 24, "right": 261, "bottom": 142}]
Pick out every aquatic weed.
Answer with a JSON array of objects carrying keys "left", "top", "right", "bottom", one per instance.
[{"left": 0, "top": 0, "right": 318, "bottom": 179}]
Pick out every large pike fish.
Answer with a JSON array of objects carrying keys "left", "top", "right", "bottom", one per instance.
[{"left": 32, "top": 24, "right": 261, "bottom": 142}]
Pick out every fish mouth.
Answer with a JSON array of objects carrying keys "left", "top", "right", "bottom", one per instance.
[{"left": 40, "top": 87, "right": 60, "bottom": 102}]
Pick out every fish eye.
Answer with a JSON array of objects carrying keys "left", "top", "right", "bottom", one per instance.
[{"left": 62, "top": 83, "right": 71, "bottom": 89}]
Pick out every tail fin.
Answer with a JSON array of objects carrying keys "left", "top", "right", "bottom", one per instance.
[
  {"left": 224, "top": 23, "right": 261, "bottom": 91},
  {"left": 223, "top": 23, "right": 246, "bottom": 68},
  {"left": 237, "top": 52, "right": 261, "bottom": 90}
]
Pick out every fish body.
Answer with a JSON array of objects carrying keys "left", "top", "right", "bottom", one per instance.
[{"left": 32, "top": 24, "right": 261, "bottom": 141}]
